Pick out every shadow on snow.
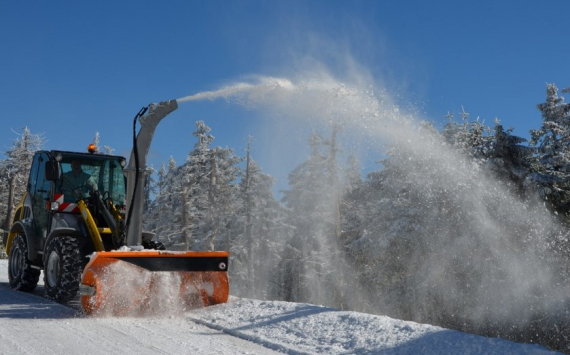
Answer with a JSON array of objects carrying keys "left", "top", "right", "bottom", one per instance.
[{"left": 0, "top": 282, "right": 78, "bottom": 319}]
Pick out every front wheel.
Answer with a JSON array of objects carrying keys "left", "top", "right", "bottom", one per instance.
[
  {"left": 8, "top": 234, "right": 40, "bottom": 291},
  {"left": 43, "top": 237, "right": 83, "bottom": 304}
]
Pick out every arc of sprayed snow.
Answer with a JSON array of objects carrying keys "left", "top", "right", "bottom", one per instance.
[
  {"left": 176, "top": 78, "right": 296, "bottom": 103},
  {"left": 177, "top": 83, "right": 255, "bottom": 102}
]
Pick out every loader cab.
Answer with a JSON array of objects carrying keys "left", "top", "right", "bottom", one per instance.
[{"left": 40, "top": 151, "right": 127, "bottom": 251}]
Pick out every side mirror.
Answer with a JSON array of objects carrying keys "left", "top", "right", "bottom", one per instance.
[{"left": 45, "top": 161, "right": 60, "bottom": 181}]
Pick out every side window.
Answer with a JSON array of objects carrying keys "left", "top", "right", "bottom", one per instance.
[
  {"left": 31, "top": 153, "right": 50, "bottom": 237},
  {"left": 55, "top": 161, "right": 69, "bottom": 197},
  {"left": 28, "top": 154, "right": 41, "bottom": 194},
  {"left": 61, "top": 161, "right": 72, "bottom": 175},
  {"left": 36, "top": 154, "right": 50, "bottom": 194}
]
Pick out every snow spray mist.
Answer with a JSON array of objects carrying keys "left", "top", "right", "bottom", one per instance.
[{"left": 176, "top": 74, "right": 570, "bottom": 342}]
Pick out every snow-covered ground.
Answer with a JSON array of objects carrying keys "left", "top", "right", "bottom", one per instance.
[{"left": 0, "top": 260, "right": 561, "bottom": 354}]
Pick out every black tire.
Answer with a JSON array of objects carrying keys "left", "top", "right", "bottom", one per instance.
[
  {"left": 142, "top": 239, "right": 166, "bottom": 250},
  {"left": 8, "top": 234, "right": 41, "bottom": 291},
  {"left": 43, "top": 237, "right": 83, "bottom": 304}
]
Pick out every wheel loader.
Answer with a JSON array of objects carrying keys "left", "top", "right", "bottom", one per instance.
[{"left": 2, "top": 100, "right": 229, "bottom": 315}]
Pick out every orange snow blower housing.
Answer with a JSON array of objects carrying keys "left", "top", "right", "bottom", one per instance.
[{"left": 2, "top": 100, "right": 229, "bottom": 315}]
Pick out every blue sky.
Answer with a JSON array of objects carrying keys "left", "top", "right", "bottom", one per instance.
[{"left": 1, "top": 1, "right": 569, "bottom": 194}]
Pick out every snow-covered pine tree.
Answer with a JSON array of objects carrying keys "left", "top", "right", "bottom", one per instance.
[
  {"left": 178, "top": 121, "right": 242, "bottom": 251},
  {"left": 91, "top": 132, "right": 101, "bottom": 153},
  {"left": 147, "top": 157, "right": 182, "bottom": 247},
  {"left": 142, "top": 166, "right": 156, "bottom": 214},
  {"left": 347, "top": 142, "right": 432, "bottom": 318},
  {"left": 337, "top": 152, "right": 367, "bottom": 309},
  {"left": 91, "top": 131, "right": 115, "bottom": 155},
  {"left": 531, "top": 84, "right": 570, "bottom": 171},
  {"left": 230, "top": 136, "right": 285, "bottom": 299},
  {"left": 442, "top": 110, "right": 536, "bottom": 199},
  {"left": 0, "top": 127, "right": 44, "bottom": 232},
  {"left": 339, "top": 153, "right": 364, "bottom": 243},
  {"left": 277, "top": 130, "right": 345, "bottom": 307},
  {"left": 484, "top": 121, "right": 534, "bottom": 196},
  {"left": 442, "top": 107, "right": 493, "bottom": 162},
  {"left": 528, "top": 83, "right": 570, "bottom": 214}
]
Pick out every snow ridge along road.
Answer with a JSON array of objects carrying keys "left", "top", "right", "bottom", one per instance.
[{"left": 0, "top": 260, "right": 561, "bottom": 355}]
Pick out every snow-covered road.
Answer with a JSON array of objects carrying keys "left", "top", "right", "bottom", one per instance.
[
  {"left": 0, "top": 283, "right": 281, "bottom": 355},
  {"left": 0, "top": 260, "right": 561, "bottom": 354}
]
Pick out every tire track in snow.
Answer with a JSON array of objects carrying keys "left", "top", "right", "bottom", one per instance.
[{"left": 189, "top": 315, "right": 312, "bottom": 355}]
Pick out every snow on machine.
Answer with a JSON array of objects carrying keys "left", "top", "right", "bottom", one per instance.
[{"left": 2, "top": 100, "right": 229, "bottom": 315}]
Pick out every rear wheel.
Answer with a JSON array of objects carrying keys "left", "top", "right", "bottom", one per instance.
[
  {"left": 8, "top": 234, "right": 40, "bottom": 291},
  {"left": 43, "top": 237, "right": 83, "bottom": 304}
]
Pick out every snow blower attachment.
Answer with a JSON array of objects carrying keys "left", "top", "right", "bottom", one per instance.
[
  {"left": 80, "top": 250, "right": 229, "bottom": 315},
  {"left": 2, "top": 100, "right": 229, "bottom": 316}
]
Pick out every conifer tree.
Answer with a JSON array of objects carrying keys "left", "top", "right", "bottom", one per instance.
[
  {"left": 179, "top": 121, "right": 242, "bottom": 251},
  {"left": 528, "top": 83, "right": 570, "bottom": 213},
  {"left": 484, "top": 121, "right": 533, "bottom": 195},
  {"left": 0, "top": 127, "right": 44, "bottom": 232},
  {"left": 278, "top": 131, "right": 345, "bottom": 306},
  {"left": 230, "top": 137, "right": 284, "bottom": 299},
  {"left": 531, "top": 84, "right": 570, "bottom": 172}
]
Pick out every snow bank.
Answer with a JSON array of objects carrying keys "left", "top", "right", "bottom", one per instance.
[{"left": 190, "top": 298, "right": 560, "bottom": 355}]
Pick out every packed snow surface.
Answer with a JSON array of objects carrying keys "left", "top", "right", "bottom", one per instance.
[{"left": 0, "top": 260, "right": 560, "bottom": 354}]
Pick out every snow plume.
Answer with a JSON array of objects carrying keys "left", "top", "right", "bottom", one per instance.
[
  {"left": 178, "top": 77, "right": 295, "bottom": 104},
  {"left": 371, "top": 126, "right": 568, "bottom": 327},
  {"left": 177, "top": 73, "right": 570, "bottom": 342}
]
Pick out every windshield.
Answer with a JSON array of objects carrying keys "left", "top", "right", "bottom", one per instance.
[{"left": 58, "top": 155, "right": 126, "bottom": 204}]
